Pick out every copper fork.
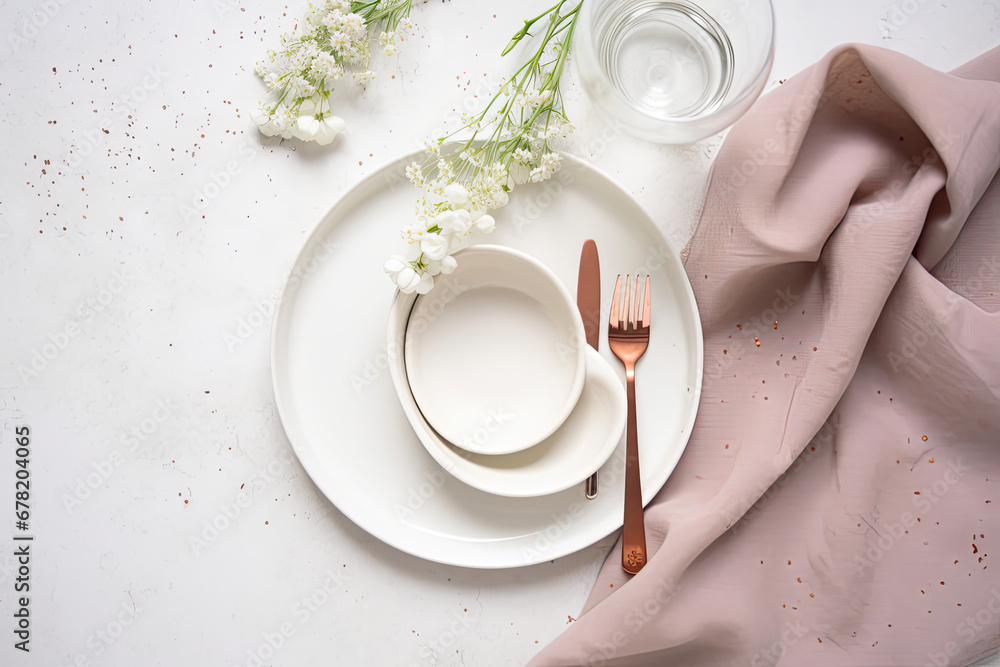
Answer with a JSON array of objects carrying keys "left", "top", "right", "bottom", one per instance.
[{"left": 608, "top": 275, "right": 650, "bottom": 575}]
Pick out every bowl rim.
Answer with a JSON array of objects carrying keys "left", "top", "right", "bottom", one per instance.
[{"left": 401, "top": 244, "right": 588, "bottom": 456}]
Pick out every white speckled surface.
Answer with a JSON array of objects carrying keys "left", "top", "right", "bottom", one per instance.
[{"left": 0, "top": 1, "right": 998, "bottom": 665}]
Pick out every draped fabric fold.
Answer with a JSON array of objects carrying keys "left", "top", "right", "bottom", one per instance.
[{"left": 530, "top": 43, "right": 1000, "bottom": 667}]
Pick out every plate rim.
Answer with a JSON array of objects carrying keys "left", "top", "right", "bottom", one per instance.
[{"left": 269, "top": 148, "right": 704, "bottom": 568}]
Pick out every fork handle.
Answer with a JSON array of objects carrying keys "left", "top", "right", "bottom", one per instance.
[{"left": 622, "top": 365, "right": 647, "bottom": 574}]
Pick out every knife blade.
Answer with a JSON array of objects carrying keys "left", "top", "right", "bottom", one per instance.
[{"left": 577, "top": 239, "right": 601, "bottom": 499}]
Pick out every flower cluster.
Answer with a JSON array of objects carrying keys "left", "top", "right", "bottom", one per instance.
[
  {"left": 253, "top": 0, "right": 413, "bottom": 144},
  {"left": 385, "top": 1, "right": 580, "bottom": 294}
]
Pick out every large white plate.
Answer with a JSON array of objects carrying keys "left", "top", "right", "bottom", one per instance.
[{"left": 270, "top": 151, "right": 703, "bottom": 568}]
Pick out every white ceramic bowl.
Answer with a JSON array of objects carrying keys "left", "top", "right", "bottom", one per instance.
[
  {"left": 403, "top": 245, "right": 587, "bottom": 455},
  {"left": 388, "top": 287, "right": 627, "bottom": 498}
]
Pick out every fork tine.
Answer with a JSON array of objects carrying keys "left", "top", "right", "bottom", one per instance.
[
  {"left": 609, "top": 275, "right": 622, "bottom": 330},
  {"left": 641, "top": 276, "right": 651, "bottom": 328},
  {"left": 623, "top": 275, "right": 632, "bottom": 330},
  {"left": 631, "top": 275, "right": 641, "bottom": 330}
]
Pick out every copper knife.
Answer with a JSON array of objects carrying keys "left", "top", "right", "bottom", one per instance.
[{"left": 577, "top": 239, "right": 601, "bottom": 499}]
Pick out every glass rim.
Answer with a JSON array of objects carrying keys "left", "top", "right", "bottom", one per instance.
[{"left": 574, "top": 0, "right": 776, "bottom": 141}]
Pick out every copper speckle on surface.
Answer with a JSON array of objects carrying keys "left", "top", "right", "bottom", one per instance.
[
  {"left": 773, "top": 321, "right": 778, "bottom": 329},
  {"left": 755, "top": 337, "right": 760, "bottom": 347},
  {"left": 922, "top": 435, "right": 928, "bottom": 441}
]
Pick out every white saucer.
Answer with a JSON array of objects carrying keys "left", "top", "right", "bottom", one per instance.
[
  {"left": 270, "top": 150, "right": 703, "bottom": 568},
  {"left": 391, "top": 287, "right": 626, "bottom": 497},
  {"left": 404, "top": 245, "right": 586, "bottom": 456}
]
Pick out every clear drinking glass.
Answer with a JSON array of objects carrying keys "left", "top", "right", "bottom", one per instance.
[{"left": 575, "top": 0, "right": 775, "bottom": 144}]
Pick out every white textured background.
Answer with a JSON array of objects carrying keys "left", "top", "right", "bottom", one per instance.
[{"left": 1, "top": 0, "right": 998, "bottom": 665}]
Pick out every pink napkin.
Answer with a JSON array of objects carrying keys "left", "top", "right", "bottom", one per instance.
[{"left": 530, "top": 44, "right": 1000, "bottom": 667}]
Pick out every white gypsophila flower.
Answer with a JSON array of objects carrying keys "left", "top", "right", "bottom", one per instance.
[
  {"left": 352, "top": 71, "right": 375, "bottom": 87},
  {"left": 343, "top": 13, "right": 366, "bottom": 38},
  {"left": 263, "top": 72, "right": 281, "bottom": 91},
  {"left": 443, "top": 183, "right": 470, "bottom": 208},
  {"left": 513, "top": 148, "right": 533, "bottom": 164},
  {"left": 510, "top": 162, "right": 530, "bottom": 185},
  {"left": 292, "top": 114, "right": 320, "bottom": 141},
  {"left": 489, "top": 190, "right": 508, "bottom": 209},
  {"left": 435, "top": 208, "right": 473, "bottom": 236},
  {"left": 392, "top": 265, "right": 423, "bottom": 293},
  {"left": 406, "top": 163, "right": 424, "bottom": 187},
  {"left": 255, "top": 0, "right": 413, "bottom": 148},
  {"left": 413, "top": 272, "right": 434, "bottom": 294},
  {"left": 438, "top": 255, "right": 458, "bottom": 274},
  {"left": 540, "top": 151, "right": 562, "bottom": 173},
  {"left": 420, "top": 232, "right": 449, "bottom": 261},
  {"left": 474, "top": 214, "right": 496, "bottom": 233},
  {"left": 287, "top": 74, "right": 315, "bottom": 99},
  {"left": 250, "top": 103, "right": 272, "bottom": 127},
  {"left": 313, "top": 115, "right": 347, "bottom": 145},
  {"left": 384, "top": 44, "right": 397, "bottom": 56}
]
